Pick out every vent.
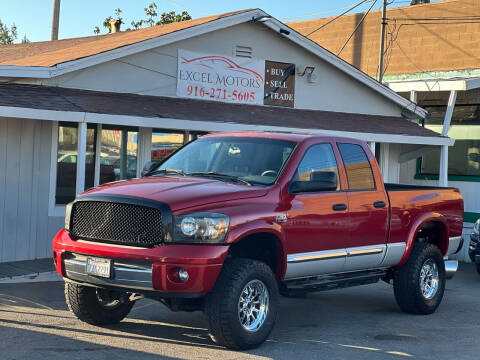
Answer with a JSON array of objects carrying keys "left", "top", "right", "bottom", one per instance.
[{"left": 234, "top": 45, "right": 253, "bottom": 58}]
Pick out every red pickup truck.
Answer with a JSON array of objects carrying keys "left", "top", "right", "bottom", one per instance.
[{"left": 53, "top": 132, "right": 464, "bottom": 350}]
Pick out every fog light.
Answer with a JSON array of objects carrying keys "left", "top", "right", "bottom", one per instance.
[{"left": 178, "top": 268, "right": 189, "bottom": 282}]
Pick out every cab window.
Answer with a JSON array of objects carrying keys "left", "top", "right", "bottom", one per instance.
[
  {"left": 337, "top": 143, "right": 375, "bottom": 190},
  {"left": 293, "top": 143, "right": 340, "bottom": 190}
]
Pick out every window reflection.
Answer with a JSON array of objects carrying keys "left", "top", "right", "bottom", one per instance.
[
  {"left": 56, "top": 124, "right": 96, "bottom": 204},
  {"left": 56, "top": 125, "right": 78, "bottom": 205},
  {"left": 421, "top": 105, "right": 480, "bottom": 177},
  {"left": 100, "top": 127, "right": 138, "bottom": 184},
  {"left": 338, "top": 143, "right": 375, "bottom": 190},
  {"left": 295, "top": 143, "right": 339, "bottom": 190},
  {"left": 151, "top": 131, "right": 184, "bottom": 163}
]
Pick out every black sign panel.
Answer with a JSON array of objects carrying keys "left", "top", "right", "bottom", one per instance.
[{"left": 264, "top": 61, "right": 295, "bottom": 108}]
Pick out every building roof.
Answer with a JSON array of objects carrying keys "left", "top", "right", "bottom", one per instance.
[
  {"left": 0, "top": 8, "right": 427, "bottom": 119},
  {"left": 288, "top": 0, "right": 480, "bottom": 78},
  {"left": 0, "top": 10, "right": 252, "bottom": 67},
  {"left": 0, "top": 84, "right": 448, "bottom": 145}
]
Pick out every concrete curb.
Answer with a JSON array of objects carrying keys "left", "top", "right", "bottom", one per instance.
[{"left": 0, "top": 271, "right": 62, "bottom": 284}]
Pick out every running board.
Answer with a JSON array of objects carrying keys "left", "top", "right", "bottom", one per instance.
[{"left": 281, "top": 269, "right": 387, "bottom": 295}]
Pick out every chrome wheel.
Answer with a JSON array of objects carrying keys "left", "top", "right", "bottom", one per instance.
[
  {"left": 419, "top": 259, "right": 439, "bottom": 300},
  {"left": 238, "top": 279, "right": 269, "bottom": 332}
]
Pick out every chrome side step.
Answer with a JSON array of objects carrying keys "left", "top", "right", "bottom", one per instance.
[{"left": 280, "top": 269, "right": 387, "bottom": 295}]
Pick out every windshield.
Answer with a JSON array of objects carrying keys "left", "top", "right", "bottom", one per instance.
[{"left": 153, "top": 137, "right": 296, "bottom": 185}]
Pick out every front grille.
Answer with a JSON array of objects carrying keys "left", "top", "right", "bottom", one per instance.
[{"left": 70, "top": 200, "right": 164, "bottom": 247}]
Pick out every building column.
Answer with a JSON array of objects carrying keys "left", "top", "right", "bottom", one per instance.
[
  {"left": 368, "top": 142, "right": 375, "bottom": 156},
  {"left": 120, "top": 130, "right": 128, "bottom": 179},
  {"left": 410, "top": 90, "right": 417, "bottom": 103},
  {"left": 75, "top": 121, "right": 87, "bottom": 194},
  {"left": 136, "top": 127, "right": 152, "bottom": 177},
  {"left": 439, "top": 146, "right": 449, "bottom": 187},
  {"left": 379, "top": 143, "right": 390, "bottom": 183},
  {"left": 94, "top": 123, "right": 102, "bottom": 187},
  {"left": 439, "top": 90, "right": 457, "bottom": 187}
]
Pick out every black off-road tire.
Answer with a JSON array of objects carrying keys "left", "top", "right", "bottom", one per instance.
[
  {"left": 65, "top": 282, "right": 134, "bottom": 325},
  {"left": 476, "top": 263, "right": 480, "bottom": 276},
  {"left": 205, "top": 258, "right": 278, "bottom": 350},
  {"left": 393, "top": 243, "right": 446, "bottom": 315}
]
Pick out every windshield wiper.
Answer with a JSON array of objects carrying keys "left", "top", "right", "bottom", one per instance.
[
  {"left": 149, "top": 168, "right": 186, "bottom": 176},
  {"left": 186, "top": 172, "right": 252, "bottom": 186}
]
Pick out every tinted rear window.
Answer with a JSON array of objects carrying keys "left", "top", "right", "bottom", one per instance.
[{"left": 338, "top": 143, "right": 375, "bottom": 190}]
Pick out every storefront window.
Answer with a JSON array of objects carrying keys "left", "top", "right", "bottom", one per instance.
[
  {"left": 151, "top": 131, "right": 184, "bottom": 163},
  {"left": 189, "top": 131, "right": 208, "bottom": 142},
  {"left": 100, "top": 127, "right": 138, "bottom": 184},
  {"left": 419, "top": 105, "right": 480, "bottom": 178},
  {"left": 55, "top": 123, "right": 96, "bottom": 205}
]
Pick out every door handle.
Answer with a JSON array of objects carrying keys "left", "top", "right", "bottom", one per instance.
[
  {"left": 332, "top": 203, "right": 347, "bottom": 211},
  {"left": 373, "top": 201, "right": 386, "bottom": 208}
]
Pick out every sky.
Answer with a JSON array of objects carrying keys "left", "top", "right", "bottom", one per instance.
[{"left": 0, "top": 0, "right": 441, "bottom": 43}]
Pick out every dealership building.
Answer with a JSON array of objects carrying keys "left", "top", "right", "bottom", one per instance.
[
  {"left": 0, "top": 9, "right": 451, "bottom": 263},
  {"left": 289, "top": 0, "right": 480, "bottom": 262}
]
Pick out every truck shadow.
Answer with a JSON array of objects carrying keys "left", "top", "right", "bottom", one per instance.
[
  {"left": 0, "top": 322, "right": 190, "bottom": 359},
  {"left": 1, "top": 316, "right": 219, "bottom": 350}
]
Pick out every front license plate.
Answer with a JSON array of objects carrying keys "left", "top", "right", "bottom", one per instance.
[{"left": 86, "top": 257, "right": 112, "bottom": 278}]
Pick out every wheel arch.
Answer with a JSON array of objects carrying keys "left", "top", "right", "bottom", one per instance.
[
  {"left": 228, "top": 230, "right": 286, "bottom": 281},
  {"left": 398, "top": 212, "right": 449, "bottom": 266}
]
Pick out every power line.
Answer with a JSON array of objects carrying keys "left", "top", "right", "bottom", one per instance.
[
  {"left": 338, "top": 0, "right": 378, "bottom": 56},
  {"left": 279, "top": 1, "right": 376, "bottom": 21},
  {"left": 306, "top": 0, "right": 373, "bottom": 37},
  {"left": 387, "top": 16, "right": 480, "bottom": 21}
]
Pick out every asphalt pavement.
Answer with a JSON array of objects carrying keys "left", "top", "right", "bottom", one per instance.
[{"left": 0, "top": 263, "right": 479, "bottom": 360}]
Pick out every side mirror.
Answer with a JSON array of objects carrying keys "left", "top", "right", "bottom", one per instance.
[
  {"left": 289, "top": 171, "right": 337, "bottom": 194},
  {"left": 141, "top": 161, "right": 158, "bottom": 177}
]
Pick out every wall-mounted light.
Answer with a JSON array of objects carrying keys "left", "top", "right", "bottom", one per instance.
[
  {"left": 298, "top": 66, "right": 316, "bottom": 83},
  {"left": 299, "top": 66, "right": 315, "bottom": 77},
  {"left": 252, "top": 15, "right": 272, "bottom": 23}
]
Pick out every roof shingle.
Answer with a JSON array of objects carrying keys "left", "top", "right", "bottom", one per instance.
[
  {"left": 0, "top": 83, "right": 443, "bottom": 139},
  {"left": 0, "top": 9, "right": 253, "bottom": 67}
]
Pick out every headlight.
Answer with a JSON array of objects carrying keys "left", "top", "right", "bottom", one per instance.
[
  {"left": 473, "top": 219, "right": 480, "bottom": 235},
  {"left": 173, "top": 213, "right": 229, "bottom": 243},
  {"left": 65, "top": 202, "right": 73, "bottom": 230}
]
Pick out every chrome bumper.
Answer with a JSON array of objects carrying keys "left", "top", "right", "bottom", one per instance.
[
  {"left": 446, "top": 236, "right": 464, "bottom": 256},
  {"left": 64, "top": 253, "right": 153, "bottom": 291},
  {"left": 444, "top": 260, "right": 458, "bottom": 280}
]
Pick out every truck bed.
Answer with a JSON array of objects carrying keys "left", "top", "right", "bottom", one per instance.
[
  {"left": 385, "top": 183, "right": 457, "bottom": 191},
  {"left": 385, "top": 183, "right": 464, "bottom": 247}
]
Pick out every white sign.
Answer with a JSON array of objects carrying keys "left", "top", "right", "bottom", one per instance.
[{"left": 177, "top": 49, "right": 265, "bottom": 105}]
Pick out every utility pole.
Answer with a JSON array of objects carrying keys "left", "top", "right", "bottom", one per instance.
[
  {"left": 51, "top": 0, "right": 61, "bottom": 40},
  {"left": 377, "top": 0, "right": 387, "bottom": 83}
]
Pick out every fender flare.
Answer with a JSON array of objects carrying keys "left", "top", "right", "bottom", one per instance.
[
  {"left": 225, "top": 220, "right": 287, "bottom": 280},
  {"left": 397, "top": 212, "right": 448, "bottom": 266}
]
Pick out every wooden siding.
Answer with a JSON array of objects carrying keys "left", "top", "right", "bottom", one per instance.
[{"left": 0, "top": 118, "right": 58, "bottom": 262}]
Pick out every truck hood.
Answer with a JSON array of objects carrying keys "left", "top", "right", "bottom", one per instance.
[{"left": 81, "top": 176, "right": 269, "bottom": 212}]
